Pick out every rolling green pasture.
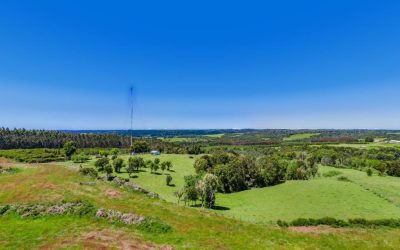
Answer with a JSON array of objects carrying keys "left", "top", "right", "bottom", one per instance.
[
  {"left": 5, "top": 163, "right": 400, "bottom": 248},
  {"left": 319, "top": 166, "right": 400, "bottom": 207},
  {"left": 217, "top": 175, "right": 400, "bottom": 223},
  {"left": 283, "top": 133, "right": 320, "bottom": 141},
  {"left": 72, "top": 154, "right": 400, "bottom": 225}
]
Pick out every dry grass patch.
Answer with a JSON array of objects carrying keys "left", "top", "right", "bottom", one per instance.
[{"left": 40, "top": 229, "right": 173, "bottom": 250}]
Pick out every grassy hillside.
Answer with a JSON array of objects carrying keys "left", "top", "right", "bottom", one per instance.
[
  {"left": 69, "top": 154, "right": 400, "bottom": 225},
  {"left": 77, "top": 154, "right": 198, "bottom": 202},
  {"left": 2, "top": 163, "right": 400, "bottom": 249},
  {"left": 217, "top": 178, "right": 400, "bottom": 223}
]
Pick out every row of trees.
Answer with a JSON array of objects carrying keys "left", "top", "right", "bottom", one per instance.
[{"left": 94, "top": 155, "right": 173, "bottom": 179}]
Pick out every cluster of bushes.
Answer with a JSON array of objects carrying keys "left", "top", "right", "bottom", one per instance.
[
  {"left": 0, "top": 148, "right": 65, "bottom": 163},
  {"left": 277, "top": 217, "right": 400, "bottom": 228},
  {"left": 193, "top": 151, "right": 318, "bottom": 193}
]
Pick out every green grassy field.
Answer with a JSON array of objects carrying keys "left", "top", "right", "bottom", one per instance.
[
  {"left": 283, "top": 133, "right": 320, "bottom": 141},
  {"left": 71, "top": 154, "right": 400, "bottom": 225},
  {"left": 5, "top": 164, "right": 400, "bottom": 248},
  {"left": 203, "top": 133, "right": 225, "bottom": 138},
  {"left": 319, "top": 166, "right": 400, "bottom": 207},
  {"left": 217, "top": 173, "right": 400, "bottom": 223}
]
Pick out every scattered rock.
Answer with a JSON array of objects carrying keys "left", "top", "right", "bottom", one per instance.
[
  {"left": 146, "top": 192, "right": 159, "bottom": 198},
  {"left": 112, "top": 177, "right": 128, "bottom": 186},
  {"left": 122, "top": 182, "right": 159, "bottom": 198},
  {"left": 0, "top": 202, "right": 95, "bottom": 217},
  {"left": 95, "top": 208, "right": 145, "bottom": 225}
]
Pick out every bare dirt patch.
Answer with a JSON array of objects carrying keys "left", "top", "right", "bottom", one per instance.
[
  {"left": 105, "top": 189, "right": 122, "bottom": 198},
  {"left": 0, "top": 157, "right": 12, "bottom": 164},
  {"left": 40, "top": 229, "right": 174, "bottom": 250},
  {"left": 0, "top": 157, "right": 13, "bottom": 167}
]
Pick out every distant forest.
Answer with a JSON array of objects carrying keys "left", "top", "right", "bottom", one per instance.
[{"left": 1, "top": 127, "right": 400, "bottom": 150}]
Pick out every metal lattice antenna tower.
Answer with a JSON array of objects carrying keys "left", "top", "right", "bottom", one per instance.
[{"left": 130, "top": 86, "right": 133, "bottom": 147}]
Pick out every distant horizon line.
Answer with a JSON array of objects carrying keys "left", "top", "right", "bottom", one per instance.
[{"left": 3, "top": 127, "right": 400, "bottom": 131}]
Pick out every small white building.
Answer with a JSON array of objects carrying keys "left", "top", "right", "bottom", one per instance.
[
  {"left": 389, "top": 140, "right": 400, "bottom": 144},
  {"left": 150, "top": 150, "right": 160, "bottom": 156}
]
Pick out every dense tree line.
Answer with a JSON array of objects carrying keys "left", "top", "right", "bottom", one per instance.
[
  {"left": 307, "top": 146, "right": 400, "bottom": 177},
  {"left": 0, "top": 128, "right": 202, "bottom": 154},
  {"left": 0, "top": 128, "right": 131, "bottom": 149},
  {"left": 212, "top": 145, "right": 400, "bottom": 178}
]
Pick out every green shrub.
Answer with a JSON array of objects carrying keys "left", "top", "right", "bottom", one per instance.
[
  {"left": 277, "top": 219, "right": 289, "bottom": 227},
  {"left": 71, "top": 154, "right": 90, "bottom": 163},
  {"left": 79, "top": 167, "right": 98, "bottom": 178},
  {"left": 95, "top": 157, "right": 109, "bottom": 171},
  {"left": 74, "top": 201, "right": 97, "bottom": 217}
]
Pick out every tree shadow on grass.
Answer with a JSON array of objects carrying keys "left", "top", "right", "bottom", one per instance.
[
  {"left": 190, "top": 204, "right": 230, "bottom": 211},
  {"left": 211, "top": 205, "right": 230, "bottom": 211},
  {"left": 167, "top": 184, "right": 176, "bottom": 187}
]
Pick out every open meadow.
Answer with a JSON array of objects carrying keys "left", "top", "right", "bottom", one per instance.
[{"left": 64, "top": 153, "right": 400, "bottom": 224}]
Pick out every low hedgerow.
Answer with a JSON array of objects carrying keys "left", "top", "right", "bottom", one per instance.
[{"left": 278, "top": 217, "right": 400, "bottom": 228}]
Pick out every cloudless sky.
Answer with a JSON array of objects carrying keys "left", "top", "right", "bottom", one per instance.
[{"left": 1, "top": 0, "right": 400, "bottom": 129}]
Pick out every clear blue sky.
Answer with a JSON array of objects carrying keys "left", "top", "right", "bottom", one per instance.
[{"left": 1, "top": 1, "right": 400, "bottom": 129}]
